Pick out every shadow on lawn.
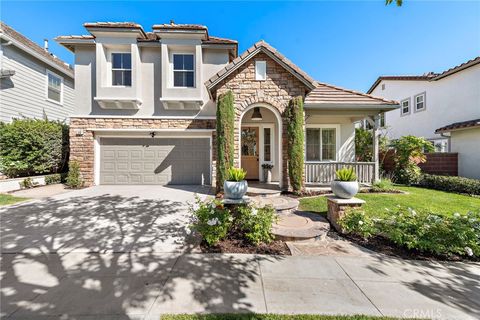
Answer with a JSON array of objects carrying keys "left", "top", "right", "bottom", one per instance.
[{"left": 0, "top": 194, "right": 279, "bottom": 318}]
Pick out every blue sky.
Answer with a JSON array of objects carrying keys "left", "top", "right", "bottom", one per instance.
[{"left": 2, "top": 1, "right": 479, "bottom": 92}]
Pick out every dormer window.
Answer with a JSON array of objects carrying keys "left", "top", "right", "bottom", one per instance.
[
  {"left": 112, "top": 53, "right": 131, "bottom": 86},
  {"left": 173, "top": 54, "right": 194, "bottom": 87}
]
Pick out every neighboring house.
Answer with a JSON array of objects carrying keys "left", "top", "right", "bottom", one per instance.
[
  {"left": 56, "top": 21, "right": 398, "bottom": 189},
  {"left": 435, "top": 119, "right": 480, "bottom": 179},
  {"left": 0, "top": 22, "right": 74, "bottom": 123},
  {"left": 367, "top": 57, "right": 480, "bottom": 152}
]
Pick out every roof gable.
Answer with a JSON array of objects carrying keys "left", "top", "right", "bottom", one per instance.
[{"left": 205, "top": 40, "right": 317, "bottom": 92}]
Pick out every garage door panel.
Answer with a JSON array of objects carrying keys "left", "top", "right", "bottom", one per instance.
[{"left": 100, "top": 137, "right": 210, "bottom": 185}]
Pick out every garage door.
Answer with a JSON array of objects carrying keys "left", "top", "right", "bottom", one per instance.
[{"left": 100, "top": 137, "right": 210, "bottom": 185}]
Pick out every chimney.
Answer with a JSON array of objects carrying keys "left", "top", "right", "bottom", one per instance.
[
  {"left": 44, "top": 39, "right": 49, "bottom": 51},
  {"left": 170, "top": 20, "right": 175, "bottom": 25}
]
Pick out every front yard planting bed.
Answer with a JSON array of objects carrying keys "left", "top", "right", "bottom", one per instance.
[
  {"left": 201, "top": 238, "right": 290, "bottom": 255},
  {"left": 163, "top": 314, "right": 407, "bottom": 320},
  {"left": 0, "top": 194, "right": 29, "bottom": 206},
  {"left": 299, "top": 186, "right": 480, "bottom": 261}
]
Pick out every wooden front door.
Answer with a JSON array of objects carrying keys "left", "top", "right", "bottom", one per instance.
[{"left": 241, "top": 127, "right": 259, "bottom": 180}]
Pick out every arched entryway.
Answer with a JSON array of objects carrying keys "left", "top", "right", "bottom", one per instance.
[{"left": 239, "top": 103, "right": 283, "bottom": 187}]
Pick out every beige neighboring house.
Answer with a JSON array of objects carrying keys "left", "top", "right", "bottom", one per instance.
[
  {"left": 435, "top": 119, "right": 480, "bottom": 179},
  {"left": 0, "top": 22, "right": 74, "bottom": 123},
  {"left": 56, "top": 21, "right": 398, "bottom": 190}
]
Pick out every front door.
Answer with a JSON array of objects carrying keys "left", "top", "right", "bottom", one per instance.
[{"left": 241, "top": 127, "right": 259, "bottom": 180}]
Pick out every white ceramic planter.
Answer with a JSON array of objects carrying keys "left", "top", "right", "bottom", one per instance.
[
  {"left": 224, "top": 180, "right": 248, "bottom": 199},
  {"left": 331, "top": 180, "right": 359, "bottom": 199}
]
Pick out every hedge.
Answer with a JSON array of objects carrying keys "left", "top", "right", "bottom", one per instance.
[
  {"left": 0, "top": 119, "right": 69, "bottom": 178},
  {"left": 215, "top": 90, "right": 235, "bottom": 193},
  {"left": 285, "top": 96, "right": 304, "bottom": 193},
  {"left": 418, "top": 174, "right": 480, "bottom": 196}
]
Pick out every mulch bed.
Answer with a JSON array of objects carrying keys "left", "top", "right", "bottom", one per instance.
[
  {"left": 200, "top": 238, "right": 290, "bottom": 255},
  {"left": 340, "top": 232, "right": 479, "bottom": 262}
]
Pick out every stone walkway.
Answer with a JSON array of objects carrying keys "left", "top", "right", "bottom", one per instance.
[{"left": 2, "top": 253, "right": 478, "bottom": 319}]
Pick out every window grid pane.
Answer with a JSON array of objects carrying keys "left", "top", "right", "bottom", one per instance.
[
  {"left": 264, "top": 128, "right": 271, "bottom": 162},
  {"left": 111, "top": 53, "right": 132, "bottom": 86},
  {"left": 306, "top": 129, "right": 320, "bottom": 161},
  {"left": 321, "top": 129, "right": 336, "bottom": 161}
]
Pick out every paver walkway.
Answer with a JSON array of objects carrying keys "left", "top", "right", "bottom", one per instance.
[{"left": 1, "top": 252, "right": 478, "bottom": 319}]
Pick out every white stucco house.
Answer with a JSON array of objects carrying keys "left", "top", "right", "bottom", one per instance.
[
  {"left": 0, "top": 22, "right": 75, "bottom": 123},
  {"left": 56, "top": 21, "right": 398, "bottom": 190}
]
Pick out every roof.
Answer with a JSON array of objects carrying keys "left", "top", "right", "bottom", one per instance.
[
  {"left": 83, "top": 22, "right": 147, "bottom": 38},
  {"left": 205, "top": 40, "right": 317, "bottom": 91},
  {"left": 152, "top": 23, "right": 208, "bottom": 31},
  {"left": 305, "top": 82, "right": 398, "bottom": 107},
  {"left": 203, "top": 36, "right": 237, "bottom": 45},
  {"left": 367, "top": 56, "right": 480, "bottom": 93},
  {"left": 435, "top": 119, "right": 480, "bottom": 133},
  {"left": 0, "top": 21, "right": 73, "bottom": 76}
]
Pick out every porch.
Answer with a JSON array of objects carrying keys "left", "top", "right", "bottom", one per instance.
[{"left": 305, "top": 161, "right": 375, "bottom": 185}]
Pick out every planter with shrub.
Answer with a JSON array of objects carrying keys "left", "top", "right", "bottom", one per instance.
[
  {"left": 223, "top": 167, "right": 248, "bottom": 199},
  {"left": 331, "top": 167, "right": 359, "bottom": 199}
]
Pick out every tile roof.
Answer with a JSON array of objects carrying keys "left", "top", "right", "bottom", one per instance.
[
  {"left": 305, "top": 82, "right": 398, "bottom": 106},
  {"left": 152, "top": 23, "right": 208, "bottom": 31},
  {"left": 205, "top": 40, "right": 317, "bottom": 91},
  {"left": 435, "top": 119, "right": 480, "bottom": 133},
  {"left": 367, "top": 56, "right": 480, "bottom": 93},
  {"left": 55, "top": 35, "right": 95, "bottom": 40},
  {"left": 0, "top": 21, "right": 73, "bottom": 76},
  {"left": 83, "top": 22, "right": 147, "bottom": 38},
  {"left": 203, "top": 36, "right": 237, "bottom": 45}
]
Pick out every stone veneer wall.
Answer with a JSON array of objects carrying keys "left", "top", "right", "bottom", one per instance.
[
  {"left": 69, "top": 118, "right": 216, "bottom": 187},
  {"left": 214, "top": 52, "right": 309, "bottom": 190}
]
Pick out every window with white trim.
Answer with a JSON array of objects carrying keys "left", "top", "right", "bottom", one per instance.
[
  {"left": 264, "top": 127, "right": 272, "bottom": 162},
  {"left": 306, "top": 128, "right": 337, "bottom": 161},
  {"left": 173, "top": 54, "right": 194, "bottom": 87},
  {"left": 112, "top": 53, "right": 132, "bottom": 86},
  {"left": 255, "top": 61, "right": 266, "bottom": 80},
  {"left": 47, "top": 71, "right": 62, "bottom": 103},
  {"left": 401, "top": 98, "right": 410, "bottom": 115},
  {"left": 414, "top": 93, "right": 426, "bottom": 111}
]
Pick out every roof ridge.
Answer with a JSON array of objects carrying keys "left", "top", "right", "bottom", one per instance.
[{"left": 315, "top": 81, "right": 398, "bottom": 104}]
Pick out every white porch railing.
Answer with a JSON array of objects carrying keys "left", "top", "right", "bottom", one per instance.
[{"left": 305, "top": 162, "right": 375, "bottom": 184}]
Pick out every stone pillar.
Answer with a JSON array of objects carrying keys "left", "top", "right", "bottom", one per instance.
[{"left": 326, "top": 196, "right": 365, "bottom": 233}]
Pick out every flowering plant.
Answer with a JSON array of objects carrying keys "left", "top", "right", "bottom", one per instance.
[
  {"left": 189, "top": 196, "right": 232, "bottom": 246},
  {"left": 235, "top": 204, "right": 277, "bottom": 245}
]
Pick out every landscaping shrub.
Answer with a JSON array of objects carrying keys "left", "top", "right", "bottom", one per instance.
[
  {"left": 339, "top": 206, "right": 480, "bottom": 258},
  {"left": 285, "top": 96, "right": 304, "bottom": 193},
  {"left": 190, "top": 197, "right": 232, "bottom": 246},
  {"left": 45, "top": 173, "right": 62, "bottom": 185},
  {"left": 66, "top": 161, "right": 83, "bottom": 189},
  {"left": 0, "top": 119, "right": 69, "bottom": 178},
  {"left": 418, "top": 174, "right": 480, "bottom": 196},
  {"left": 390, "top": 136, "right": 434, "bottom": 185},
  {"left": 371, "top": 178, "right": 399, "bottom": 193},
  {"left": 19, "top": 177, "right": 36, "bottom": 189},
  {"left": 235, "top": 204, "right": 277, "bottom": 245},
  {"left": 216, "top": 90, "right": 235, "bottom": 193}
]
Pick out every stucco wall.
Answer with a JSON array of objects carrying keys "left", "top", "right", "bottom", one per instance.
[
  {"left": 370, "top": 64, "right": 480, "bottom": 141},
  {"left": 450, "top": 128, "right": 480, "bottom": 179}
]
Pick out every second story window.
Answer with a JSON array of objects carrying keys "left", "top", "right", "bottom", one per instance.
[
  {"left": 401, "top": 98, "right": 410, "bottom": 116},
  {"left": 112, "top": 53, "right": 132, "bottom": 86},
  {"left": 415, "top": 92, "right": 426, "bottom": 111},
  {"left": 47, "top": 71, "right": 62, "bottom": 104},
  {"left": 173, "top": 54, "right": 194, "bottom": 87}
]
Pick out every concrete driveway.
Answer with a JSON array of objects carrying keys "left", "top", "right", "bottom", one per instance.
[{"left": 1, "top": 185, "right": 213, "bottom": 254}]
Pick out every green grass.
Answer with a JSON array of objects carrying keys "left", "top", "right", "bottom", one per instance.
[
  {"left": 300, "top": 186, "right": 480, "bottom": 218},
  {"left": 0, "top": 194, "right": 29, "bottom": 206},
  {"left": 161, "top": 315, "right": 407, "bottom": 320}
]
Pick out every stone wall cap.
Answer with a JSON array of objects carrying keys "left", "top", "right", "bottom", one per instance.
[{"left": 326, "top": 195, "right": 365, "bottom": 205}]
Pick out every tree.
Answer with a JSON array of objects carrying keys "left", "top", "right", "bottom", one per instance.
[
  {"left": 386, "top": 0, "right": 403, "bottom": 6},
  {"left": 285, "top": 96, "right": 305, "bottom": 193},
  {"left": 215, "top": 90, "right": 235, "bottom": 193}
]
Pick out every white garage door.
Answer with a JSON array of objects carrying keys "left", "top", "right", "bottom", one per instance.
[{"left": 100, "top": 137, "right": 210, "bottom": 185}]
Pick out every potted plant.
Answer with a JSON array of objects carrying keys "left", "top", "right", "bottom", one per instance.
[
  {"left": 261, "top": 163, "right": 274, "bottom": 183},
  {"left": 331, "top": 167, "right": 359, "bottom": 199},
  {"left": 223, "top": 167, "right": 248, "bottom": 199}
]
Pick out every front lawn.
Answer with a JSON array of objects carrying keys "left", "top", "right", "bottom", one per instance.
[
  {"left": 300, "top": 186, "right": 480, "bottom": 218},
  {"left": 163, "top": 315, "right": 405, "bottom": 320},
  {"left": 0, "top": 194, "right": 29, "bottom": 206}
]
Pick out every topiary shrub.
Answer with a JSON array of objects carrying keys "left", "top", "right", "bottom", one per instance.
[
  {"left": 215, "top": 90, "right": 235, "bottom": 193},
  {"left": 285, "top": 96, "right": 304, "bottom": 193},
  {"left": 0, "top": 119, "right": 69, "bottom": 178},
  {"left": 418, "top": 174, "right": 480, "bottom": 196},
  {"left": 66, "top": 161, "right": 83, "bottom": 189}
]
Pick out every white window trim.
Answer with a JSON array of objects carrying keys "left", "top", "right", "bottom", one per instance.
[
  {"left": 255, "top": 60, "right": 267, "bottom": 81},
  {"left": 400, "top": 98, "right": 411, "bottom": 116},
  {"left": 414, "top": 92, "right": 426, "bottom": 112},
  {"left": 111, "top": 52, "right": 132, "bottom": 87},
  {"left": 45, "top": 70, "right": 63, "bottom": 105},
  {"left": 304, "top": 124, "right": 341, "bottom": 163},
  {"left": 170, "top": 52, "right": 195, "bottom": 88},
  {"left": 240, "top": 123, "right": 275, "bottom": 180}
]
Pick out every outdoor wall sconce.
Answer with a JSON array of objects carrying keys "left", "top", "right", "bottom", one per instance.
[{"left": 251, "top": 107, "right": 263, "bottom": 121}]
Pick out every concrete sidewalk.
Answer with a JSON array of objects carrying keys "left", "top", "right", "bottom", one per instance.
[{"left": 2, "top": 253, "right": 479, "bottom": 319}]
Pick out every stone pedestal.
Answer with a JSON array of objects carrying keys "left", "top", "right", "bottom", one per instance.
[
  {"left": 222, "top": 196, "right": 252, "bottom": 206},
  {"left": 326, "top": 196, "right": 365, "bottom": 233}
]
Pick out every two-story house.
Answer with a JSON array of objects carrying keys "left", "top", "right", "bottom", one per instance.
[
  {"left": 0, "top": 22, "right": 74, "bottom": 123},
  {"left": 368, "top": 57, "right": 480, "bottom": 179},
  {"left": 56, "top": 21, "right": 398, "bottom": 189}
]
